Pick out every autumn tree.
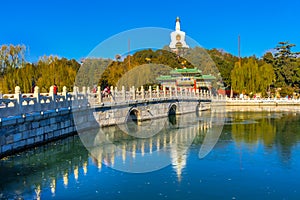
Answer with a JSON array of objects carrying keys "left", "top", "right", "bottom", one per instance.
[{"left": 0, "top": 44, "right": 26, "bottom": 93}]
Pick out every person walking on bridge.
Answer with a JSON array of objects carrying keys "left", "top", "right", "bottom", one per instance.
[{"left": 53, "top": 84, "right": 58, "bottom": 95}]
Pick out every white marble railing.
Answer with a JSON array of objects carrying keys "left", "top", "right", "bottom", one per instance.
[
  {"left": 224, "top": 97, "right": 300, "bottom": 104},
  {"left": 0, "top": 85, "right": 212, "bottom": 119},
  {"left": 0, "top": 86, "right": 87, "bottom": 119}
]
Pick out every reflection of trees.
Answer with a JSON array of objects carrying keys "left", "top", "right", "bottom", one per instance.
[
  {"left": 275, "top": 114, "right": 300, "bottom": 165},
  {"left": 232, "top": 118, "right": 276, "bottom": 147},
  {"left": 230, "top": 113, "right": 276, "bottom": 146},
  {"left": 230, "top": 112, "right": 300, "bottom": 165}
]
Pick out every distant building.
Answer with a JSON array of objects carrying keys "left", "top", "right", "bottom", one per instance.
[
  {"left": 169, "top": 17, "right": 189, "bottom": 51},
  {"left": 162, "top": 18, "right": 215, "bottom": 90},
  {"left": 156, "top": 68, "right": 216, "bottom": 90}
]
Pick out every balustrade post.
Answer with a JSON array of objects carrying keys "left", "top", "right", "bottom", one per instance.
[
  {"left": 141, "top": 86, "right": 145, "bottom": 100},
  {"left": 114, "top": 86, "right": 118, "bottom": 102},
  {"left": 62, "top": 86, "right": 68, "bottom": 107},
  {"left": 149, "top": 86, "right": 152, "bottom": 99},
  {"left": 192, "top": 88, "right": 196, "bottom": 97},
  {"left": 97, "top": 86, "right": 102, "bottom": 103},
  {"left": 175, "top": 86, "right": 178, "bottom": 97},
  {"left": 72, "top": 86, "right": 78, "bottom": 101},
  {"left": 49, "top": 85, "right": 55, "bottom": 101},
  {"left": 33, "top": 86, "right": 41, "bottom": 111},
  {"left": 87, "top": 86, "right": 91, "bottom": 97},
  {"left": 132, "top": 86, "right": 136, "bottom": 100},
  {"left": 169, "top": 87, "right": 172, "bottom": 98},
  {"left": 82, "top": 86, "right": 87, "bottom": 97},
  {"left": 196, "top": 88, "right": 199, "bottom": 98},
  {"left": 110, "top": 86, "right": 115, "bottom": 102},
  {"left": 15, "top": 86, "right": 22, "bottom": 113},
  {"left": 122, "top": 86, "right": 126, "bottom": 101},
  {"left": 34, "top": 86, "right": 40, "bottom": 103},
  {"left": 185, "top": 87, "right": 188, "bottom": 98},
  {"left": 156, "top": 86, "right": 160, "bottom": 98},
  {"left": 163, "top": 86, "right": 166, "bottom": 98},
  {"left": 62, "top": 86, "right": 68, "bottom": 99}
]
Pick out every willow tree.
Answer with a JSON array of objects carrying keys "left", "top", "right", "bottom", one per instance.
[
  {"left": 244, "top": 58, "right": 259, "bottom": 94},
  {"left": 258, "top": 63, "right": 275, "bottom": 96},
  {"left": 231, "top": 62, "right": 244, "bottom": 94},
  {"left": 231, "top": 58, "right": 274, "bottom": 96}
]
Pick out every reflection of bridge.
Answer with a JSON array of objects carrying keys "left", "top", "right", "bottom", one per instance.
[
  {"left": 0, "top": 136, "right": 89, "bottom": 200},
  {"left": 80, "top": 113, "right": 216, "bottom": 176},
  {"left": 0, "top": 113, "right": 213, "bottom": 200},
  {"left": 0, "top": 85, "right": 214, "bottom": 157}
]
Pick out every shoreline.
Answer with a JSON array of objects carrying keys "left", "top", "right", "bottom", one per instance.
[
  {"left": 1, "top": 102, "right": 299, "bottom": 158},
  {"left": 212, "top": 103, "right": 300, "bottom": 112}
]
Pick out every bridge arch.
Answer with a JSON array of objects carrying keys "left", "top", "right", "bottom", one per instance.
[
  {"left": 168, "top": 103, "right": 177, "bottom": 116},
  {"left": 195, "top": 102, "right": 201, "bottom": 117},
  {"left": 126, "top": 107, "right": 140, "bottom": 123},
  {"left": 168, "top": 103, "right": 177, "bottom": 125}
]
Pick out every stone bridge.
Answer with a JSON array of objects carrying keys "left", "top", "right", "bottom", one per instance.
[{"left": 0, "top": 85, "right": 214, "bottom": 157}]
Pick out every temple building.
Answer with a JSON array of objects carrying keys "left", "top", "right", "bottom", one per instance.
[
  {"left": 169, "top": 17, "right": 189, "bottom": 51},
  {"left": 156, "top": 68, "right": 216, "bottom": 90},
  {"left": 161, "top": 17, "right": 215, "bottom": 90}
]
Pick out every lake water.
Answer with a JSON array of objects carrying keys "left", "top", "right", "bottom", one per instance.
[{"left": 1, "top": 111, "right": 300, "bottom": 199}]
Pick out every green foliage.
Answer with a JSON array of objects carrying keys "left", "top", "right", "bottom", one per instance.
[
  {"left": 98, "top": 49, "right": 195, "bottom": 87},
  {"left": 34, "top": 56, "right": 80, "bottom": 93},
  {"left": 230, "top": 41, "right": 300, "bottom": 97},
  {"left": 0, "top": 55, "right": 80, "bottom": 93},
  {"left": 258, "top": 63, "right": 275, "bottom": 96},
  {"left": 1, "top": 42, "right": 300, "bottom": 97},
  {"left": 231, "top": 57, "right": 275, "bottom": 96},
  {"left": 207, "top": 48, "right": 238, "bottom": 87},
  {"left": 265, "top": 42, "right": 300, "bottom": 90},
  {"left": 116, "top": 64, "right": 172, "bottom": 89},
  {"left": 231, "top": 62, "right": 244, "bottom": 93},
  {"left": 76, "top": 58, "right": 112, "bottom": 89},
  {"left": 98, "top": 47, "right": 225, "bottom": 89}
]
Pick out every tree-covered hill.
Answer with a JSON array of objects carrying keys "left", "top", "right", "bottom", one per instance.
[{"left": 1, "top": 42, "right": 299, "bottom": 97}]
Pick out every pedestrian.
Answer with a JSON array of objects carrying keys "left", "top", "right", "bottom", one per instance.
[
  {"left": 53, "top": 84, "right": 58, "bottom": 95},
  {"left": 102, "top": 86, "right": 111, "bottom": 97}
]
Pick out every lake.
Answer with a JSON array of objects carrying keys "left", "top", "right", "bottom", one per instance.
[{"left": 1, "top": 111, "right": 300, "bottom": 199}]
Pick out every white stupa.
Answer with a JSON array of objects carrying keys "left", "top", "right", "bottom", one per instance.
[{"left": 169, "top": 17, "right": 189, "bottom": 50}]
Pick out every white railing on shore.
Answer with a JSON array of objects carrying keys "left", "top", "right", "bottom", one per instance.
[
  {"left": 223, "top": 97, "right": 300, "bottom": 104},
  {"left": 0, "top": 85, "right": 213, "bottom": 119}
]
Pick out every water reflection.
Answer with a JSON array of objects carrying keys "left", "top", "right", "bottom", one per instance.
[
  {"left": 0, "top": 111, "right": 300, "bottom": 199},
  {"left": 0, "top": 137, "right": 89, "bottom": 199},
  {"left": 229, "top": 112, "right": 300, "bottom": 166},
  {"left": 79, "top": 112, "right": 216, "bottom": 174}
]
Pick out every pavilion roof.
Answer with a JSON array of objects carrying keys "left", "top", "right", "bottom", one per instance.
[{"left": 170, "top": 68, "right": 202, "bottom": 74}]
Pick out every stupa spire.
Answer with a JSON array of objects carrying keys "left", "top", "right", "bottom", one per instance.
[
  {"left": 169, "top": 17, "right": 189, "bottom": 50},
  {"left": 176, "top": 16, "right": 180, "bottom": 31}
]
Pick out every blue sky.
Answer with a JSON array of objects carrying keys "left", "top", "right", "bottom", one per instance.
[{"left": 1, "top": 0, "right": 300, "bottom": 61}]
